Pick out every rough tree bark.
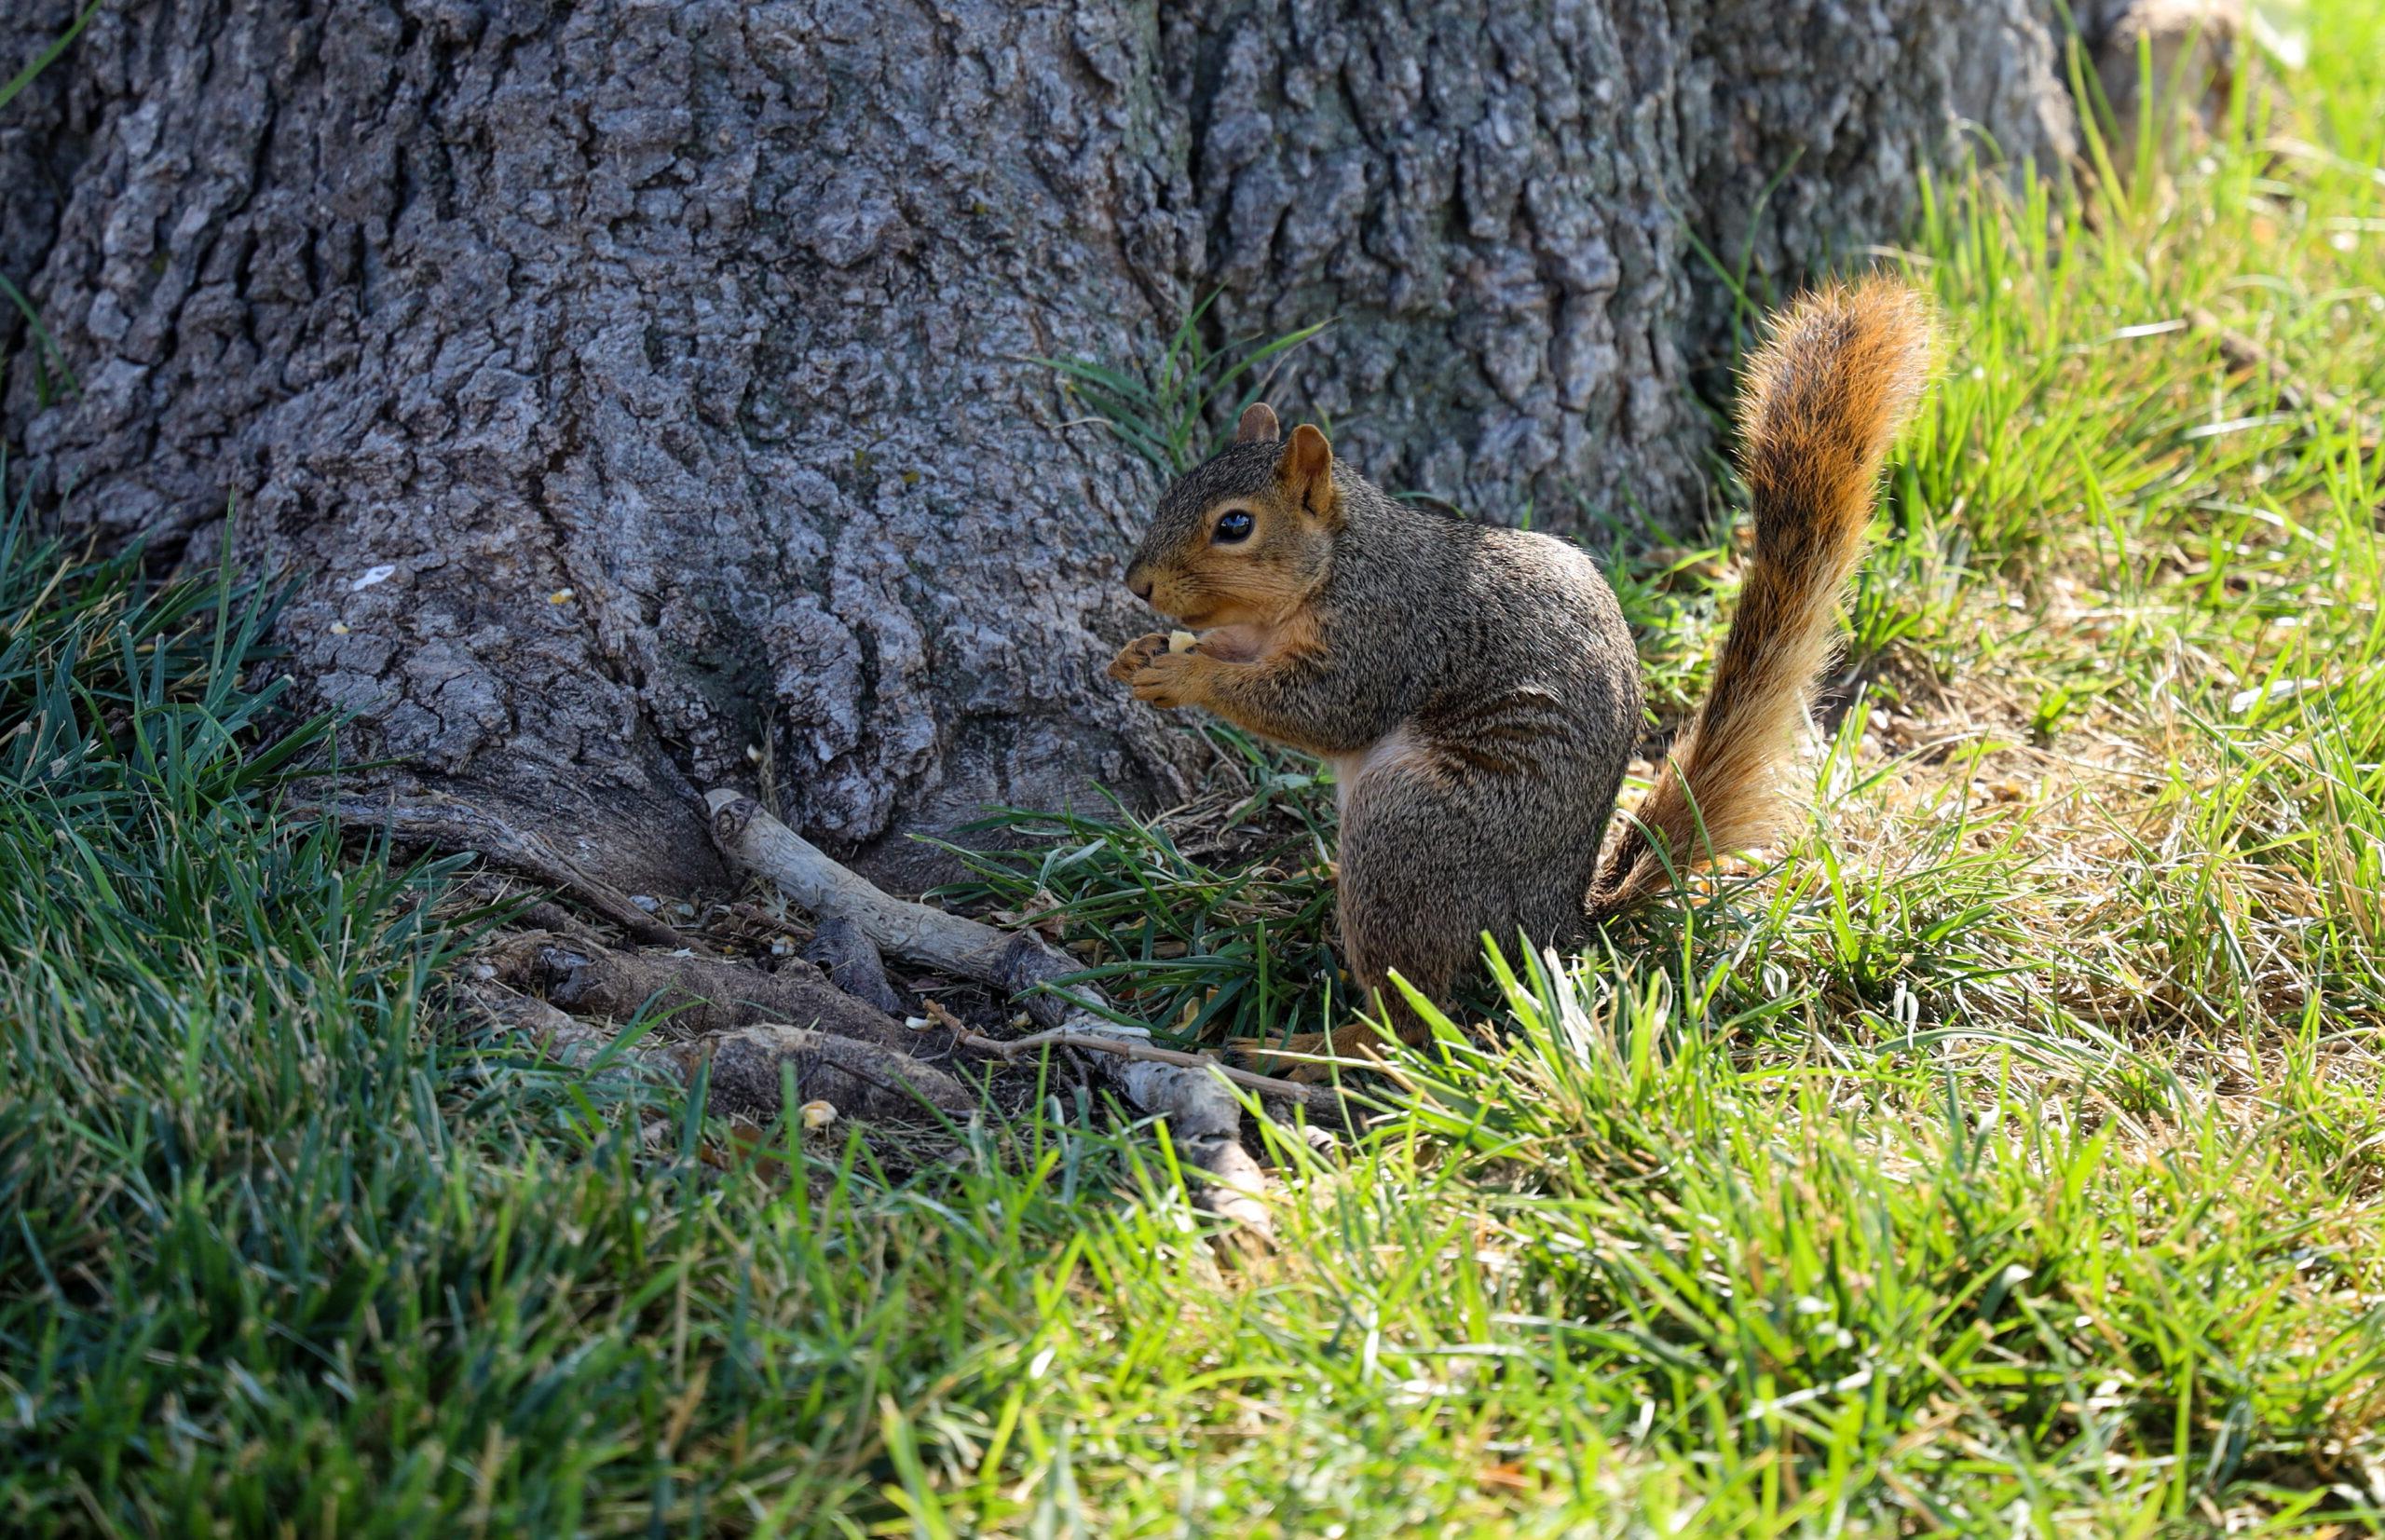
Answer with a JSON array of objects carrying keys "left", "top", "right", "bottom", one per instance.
[{"left": 1, "top": 0, "right": 2084, "bottom": 893}]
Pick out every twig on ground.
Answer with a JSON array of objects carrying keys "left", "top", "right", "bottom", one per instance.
[
  {"left": 956, "top": 1026, "right": 1345, "bottom": 1116},
  {"left": 2188, "top": 306, "right": 2344, "bottom": 415}
]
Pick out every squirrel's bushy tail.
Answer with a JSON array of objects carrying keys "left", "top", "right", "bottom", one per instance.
[{"left": 1592, "top": 276, "right": 1934, "bottom": 914}]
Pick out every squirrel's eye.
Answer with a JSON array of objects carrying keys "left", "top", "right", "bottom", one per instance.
[{"left": 1213, "top": 510, "right": 1255, "bottom": 543}]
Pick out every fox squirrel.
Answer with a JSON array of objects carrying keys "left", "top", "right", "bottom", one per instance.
[{"left": 1108, "top": 278, "right": 1934, "bottom": 1066}]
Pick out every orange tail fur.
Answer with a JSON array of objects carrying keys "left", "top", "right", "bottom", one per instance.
[{"left": 1593, "top": 276, "right": 1935, "bottom": 912}]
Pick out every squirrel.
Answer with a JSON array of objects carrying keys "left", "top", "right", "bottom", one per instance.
[{"left": 1107, "top": 277, "right": 1935, "bottom": 1068}]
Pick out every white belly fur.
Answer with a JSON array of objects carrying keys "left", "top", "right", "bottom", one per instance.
[{"left": 1328, "top": 724, "right": 1424, "bottom": 821}]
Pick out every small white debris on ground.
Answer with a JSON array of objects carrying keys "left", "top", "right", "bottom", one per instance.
[{"left": 2229, "top": 678, "right": 2323, "bottom": 715}]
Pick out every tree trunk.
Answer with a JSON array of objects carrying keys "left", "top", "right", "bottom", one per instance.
[{"left": 0, "top": 0, "right": 2080, "bottom": 893}]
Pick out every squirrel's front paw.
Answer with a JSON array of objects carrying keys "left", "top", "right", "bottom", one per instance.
[
  {"left": 1127, "top": 649, "right": 1198, "bottom": 710},
  {"left": 1106, "top": 633, "right": 1169, "bottom": 683}
]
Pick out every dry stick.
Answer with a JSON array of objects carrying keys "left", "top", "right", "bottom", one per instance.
[
  {"left": 957, "top": 1027, "right": 1343, "bottom": 1117},
  {"left": 703, "top": 789, "right": 1281, "bottom": 1239},
  {"left": 302, "top": 795, "right": 689, "bottom": 948}
]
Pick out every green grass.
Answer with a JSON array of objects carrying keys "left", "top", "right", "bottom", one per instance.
[
  {"left": 7, "top": 2, "right": 2385, "bottom": 1533},
  {"left": 1034, "top": 292, "right": 1330, "bottom": 476}
]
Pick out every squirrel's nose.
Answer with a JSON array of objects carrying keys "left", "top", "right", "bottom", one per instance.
[{"left": 1125, "top": 563, "right": 1153, "bottom": 603}]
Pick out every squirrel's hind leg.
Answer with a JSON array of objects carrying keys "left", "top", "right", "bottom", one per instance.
[
  {"left": 1235, "top": 777, "right": 1480, "bottom": 1081},
  {"left": 1242, "top": 943, "right": 1458, "bottom": 1083},
  {"left": 1330, "top": 772, "right": 1505, "bottom": 1051}
]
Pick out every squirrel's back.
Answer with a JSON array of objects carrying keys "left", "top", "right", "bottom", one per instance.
[{"left": 1315, "top": 493, "right": 1642, "bottom": 759}]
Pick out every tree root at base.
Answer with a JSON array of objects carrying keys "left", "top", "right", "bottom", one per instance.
[
  {"left": 703, "top": 789, "right": 1297, "bottom": 1244},
  {"left": 456, "top": 974, "right": 976, "bottom": 1124},
  {"left": 484, "top": 936, "right": 948, "bottom": 1056},
  {"left": 376, "top": 783, "right": 1333, "bottom": 1250},
  {"left": 305, "top": 794, "right": 690, "bottom": 947}
]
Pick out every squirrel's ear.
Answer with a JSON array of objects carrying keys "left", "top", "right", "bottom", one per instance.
[
  {"left": 1276, "top": 423, "right": 1339, "bottom": 525},
  {"left": 1234, "top": 402, "right": 1280, "bottom": 445}
]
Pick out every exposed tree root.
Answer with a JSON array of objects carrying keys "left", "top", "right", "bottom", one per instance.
[
  {"left": 704, "top": 789, "right": 1284, "bottom": 1244},
  {"left": 661, "top": 1024, "right": 975, "bottom": 1121},
  {"left": 484, "top": 936, "right": 947, "bottom": 1057},
  {"left": 457, "top": 974, "right": 636, "bottom": 1067},
  {"left": 456, "top": 974, "right": 974, "bottom": 1124},
  {"left": 363, "top": 786, "right": 1306, "bottom": 1247},
  {"left": 305, "top": 795, "right": 689, "bottom": 947},
  {"left": 802, "top": 915, "right": 907, "bottom": 1016},
  {"left": 954, "top": 1026, "right": 1342, "bottom": 1118}
]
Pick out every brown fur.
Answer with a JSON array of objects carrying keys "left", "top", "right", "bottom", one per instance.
[{"left": 1109, "top": 279, "right": 1934, "bottom": 1064}]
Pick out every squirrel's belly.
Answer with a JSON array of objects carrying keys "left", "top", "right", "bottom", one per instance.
[{"left": 1327, "top": 725, "right": 1427, "bottom": 821}]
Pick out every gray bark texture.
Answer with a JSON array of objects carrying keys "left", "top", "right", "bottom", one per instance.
[{"left": 0, "top": 0, "right": 2084, "bottom": 893}]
